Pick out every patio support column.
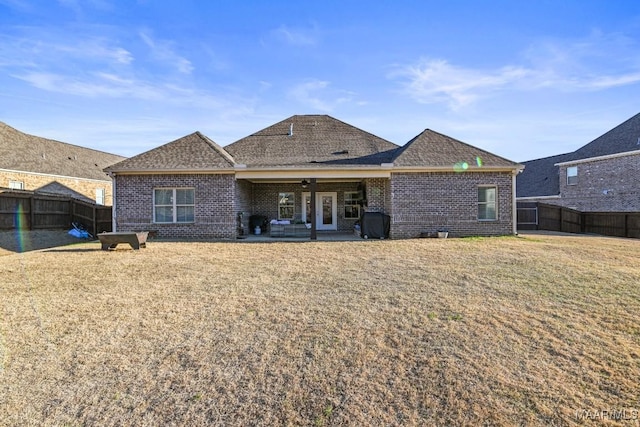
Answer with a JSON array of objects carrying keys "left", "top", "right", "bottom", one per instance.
[{"left": 310, "top": 178, "right": 317, "bottom": 240}]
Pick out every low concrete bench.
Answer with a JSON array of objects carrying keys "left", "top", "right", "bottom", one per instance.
[{"left": 98, "top": 231, "right": 149, "bottom": 250}]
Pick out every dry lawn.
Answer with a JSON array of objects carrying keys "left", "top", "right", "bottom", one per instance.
[{"left": 1, "top": 232, "right": 639, "bottom": 426}]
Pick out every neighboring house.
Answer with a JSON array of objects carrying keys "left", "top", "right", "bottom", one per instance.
[
  {"left": 0, "top": 121, "right": 126, "bottom": 205},
  {"left": 105, "top": 115, "right": 523, "bottom": 239},
  {"left": 517, "top": 112, "right": 640, "bottom": 212}
]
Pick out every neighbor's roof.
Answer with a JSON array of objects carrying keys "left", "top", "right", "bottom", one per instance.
[
  {"left": 393, "top": 129, "right": 522, "bottom": 169},
  {"left": 105, "top": 132, "right": 235, "bottom": 173},
  {"left": 225, "top": 115, "right": 399, "bottom": 167},
  {"left": 569, "top": 112, "right": 640, "bottom": 160},
  {"left": 516, "top": 111, "right": 640, "bottom": 198},
  {"left": 516, "top": 153, "right": 572, "bottom": 198},
  {"left": 0, "top": 121, "right": 126, "bottom": 181}
]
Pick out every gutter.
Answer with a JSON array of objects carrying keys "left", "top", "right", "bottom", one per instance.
[{"left": 555, "top": 149, "right": 640, "bottom": 166}]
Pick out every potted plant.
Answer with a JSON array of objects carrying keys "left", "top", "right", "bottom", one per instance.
[{"left": 437, "top": 228, "right": 449, "bottom": 238}]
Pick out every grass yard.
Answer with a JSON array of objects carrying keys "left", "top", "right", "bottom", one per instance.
[{"left": 1, "top": 233, "right": 639, "bottom": 426}]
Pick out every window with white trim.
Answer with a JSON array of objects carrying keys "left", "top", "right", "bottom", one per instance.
[
  {"left": 478, "top": 186, "right": 497, "bottom": 221},
  {"left": 154, "top": 188, "right": 195, "bottom": 223},
  {"left": 344, "top": 191, "right": 361, "bottom": 219},
  {"left": 278, "top": 192, "right": 295, "bottom": 220},
  {"left": 96, "top": 188, "right": 105, "bottom": 205},
  {"left": 567, "top": 166, "right": 578, "bottom": 185},
  {"left": 8, "top": 180, "right": 24, "bottom": 190}
]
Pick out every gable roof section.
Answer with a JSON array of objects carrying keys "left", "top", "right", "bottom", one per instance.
[
  {"left": 516, "top": 153, "right": 572, "bottom": 198},
  {"left": 393, "top": 129, "right": 521, "bottom": 170},
  {"left": 568, "top": 112, "right": 640, "bottom": 161},
  {"left": 0, "top": 121, "right": 125, "bottom": 181},
  {"left": 105, "top": 132, "right": 235, "bottom": 173},
  {"left": 225, "top": 115, "right": 399, "bottom": 167}
]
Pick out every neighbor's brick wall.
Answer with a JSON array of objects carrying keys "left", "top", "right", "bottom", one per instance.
[
  {"left": 557, "top": 153, "right": 640, "bottom": 212},
  {"left": 0, "top": 170, "right": 113, "bottom": 205},
  {"left": 250, "top": 181, "right": 361, "bottom": 232},
  {"left": 114, "top": 173, "right": 236, "bottom": 239},
  {"left": 390, "top": 172, "right": 514, "bottom": 238}
]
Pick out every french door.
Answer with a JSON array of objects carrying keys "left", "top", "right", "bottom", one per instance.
[{"left": 302, "top": 192, "right": 337, "bottom": 231}]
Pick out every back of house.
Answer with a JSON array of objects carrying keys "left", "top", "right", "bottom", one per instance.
[{"left": 106, "top": 115, "right": 523, "bottom": 239}]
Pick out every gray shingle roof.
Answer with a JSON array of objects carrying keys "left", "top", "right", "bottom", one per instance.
[
  {"left": 0, "top": 121, "right": 126, "bottom": 181},
  {"left": 570, "top": 112, "right": 640, "bottom": 160},
  {"left": 393, "top": 129, "right": 521, "bottom": 169},
  {"left": 225, "top": 115, "right": 399, "bottom": 167},
  {"left": 516, "top": 153, "right": 571, "bottom": 198},
  {"left": 516, "top": 112, "right": 640, "bottom": 198},
  {"left": 105, "top": 132, "right": 235, "bottom": 172},
  {"left": 106, "top": 115, "right": 521, "bottom": 173}
]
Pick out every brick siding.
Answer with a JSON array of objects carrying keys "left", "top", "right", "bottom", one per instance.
[
  {"left": 557, "top": 153, "right": 640, "bottom": 212},
  {"left": 114, "top": 173, "right": 236, "bottom": 239},
  {"left": 364, "top": 178, "right": 389, "bottom": 213},
  {"left": 0, "top": 170, "right": 113, "bottom": 205},
  {"left": 389, "top": 172, "right": 515, "bottom": 238},
  {"left": 114, "top": 172, "right": 517, "bottom": 239}
]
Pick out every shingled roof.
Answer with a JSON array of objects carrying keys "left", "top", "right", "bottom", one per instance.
[
  {"left": 225, "top": 115, "right": 399, "bottom": 167},
  {"left": 0, "top": 121, "right": 125, "bottom": 181},
  {"left": 105, "top": 132, "right": 235, "bottom": 173},
  {"left": 516, "top": 153, "right": 571, "bottom": 198},
  {"left": 393, "top": 129, "right": 521, "bottom": 169},
  {"left": 107, "top": 115, "right": 522, "bottom": 174},
  {"left": 517, "top": 112, "right": 640, "bottom": 198},
  {"left": 570, "top": 112, "right": 640, "bottom": 160}
]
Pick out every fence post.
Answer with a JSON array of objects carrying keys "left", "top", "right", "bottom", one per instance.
[
  {"left": 69, "top": 199, "right": 74, "bottom": 228},
  {"left": 559, "top": 207, "right": 563, "bottom": 232},
  {"left": 625, "top": 214, "right": 629, "bottom": 238},
  {"left": 92, "top": 204, "right": 97, "bottom": 237},
  {"left": 28, "top": 195, "right": 34, "bottom": 230}
]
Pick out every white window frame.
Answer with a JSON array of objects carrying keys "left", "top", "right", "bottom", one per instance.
[
  {"left": 153, "top": 188, "right": 195, "bottom": 224},
  {"left": 567, "top": 166, "right": 578, "bottom": 185},
  {"left": 278, "top": 192, "right": 295, "bottom": 220},
  {"left": 478, "top": 186, "right": 497, "bottom": 221},
  {"left": 344, "top": 191, "right": 361, "bottom": 219},
  {"left": 96, "top": 188, "right": 105, "bottom": 205},
  {"left": 8, "top": 180, "right": 24, "bottom": 190}
]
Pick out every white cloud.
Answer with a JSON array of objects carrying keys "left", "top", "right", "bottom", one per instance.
[
  {"left": 271, "top": 25, "right": 318, "bottom": 46},
  {"left": 139, "top": 31, "right": 193, "bottom": 74},
  {"left": 288, "top": 79, "right": 355, "bottom": 112},
  {"left": 393, "top": 31, "right": 640, "bottom": 109},
  {"left": 393, "top": 59, "right": 530, "bottom": 109}
]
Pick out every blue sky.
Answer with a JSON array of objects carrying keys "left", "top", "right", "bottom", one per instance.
[{"left": 2, "top": 0, "right": 640, "bottom": 162}]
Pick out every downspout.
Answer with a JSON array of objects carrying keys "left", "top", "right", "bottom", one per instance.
[{"left": 108, "top": 172, "right": 117, "bottom": 232}]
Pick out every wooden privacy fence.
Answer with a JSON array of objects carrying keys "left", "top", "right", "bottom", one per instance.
[
  {"left": 517, "top": 202, "right": 640, "bottom": 238},
  {"left": 0, "top": 190, "right": 112, "bottom": 236}
]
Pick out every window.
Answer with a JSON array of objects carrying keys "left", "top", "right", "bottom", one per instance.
[
  {"left": 567, "top": 166, "right": 578, "bottom": 185},
  {"left": 278, "top": 192, "right": 295, "bottom": 220},
  {"left": 478, "top": 186, "right": 497, "bottom": 221},
  {"left": 344, "top": 191, "right": 361, "bottom": 219},
  {"left": 8, "top": 180, "right": 24, "bottom": 190},
  {"left": 96, "top": 188, "right": 105, "bottom": 205},
  {"left": 154, "top": 188, "right": 195, "bottom": 223}
]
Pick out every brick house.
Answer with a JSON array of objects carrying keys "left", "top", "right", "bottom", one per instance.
[
  {"left": 517, "top": 112, "right": 640, "bottom": 212},
  {"left": 106, "top": 115, "right": 523, "bottom": 239},
  {"left": 0, "top": 121, "right": 125, "bottom": 205}
]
